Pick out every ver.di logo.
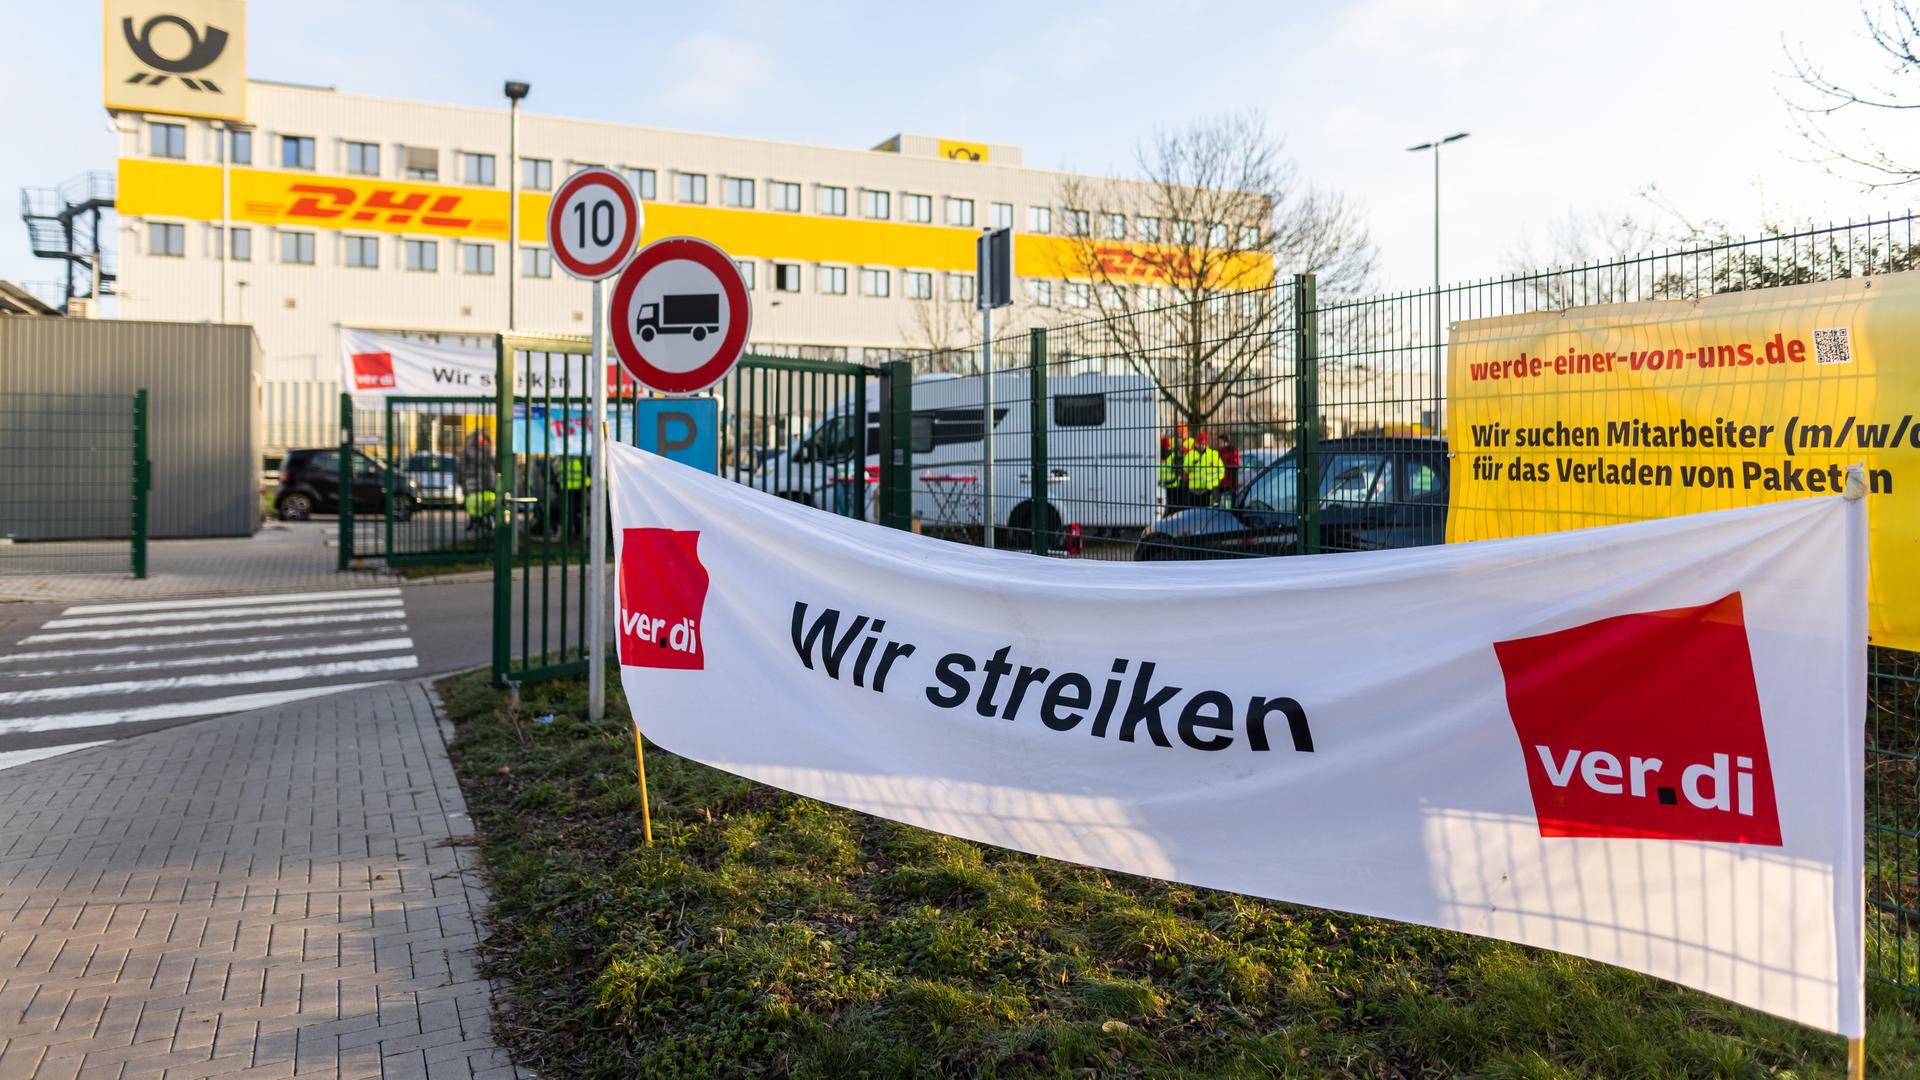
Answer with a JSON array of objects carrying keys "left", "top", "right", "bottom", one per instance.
[
  {"left": 122, "top": 13, "right": 230, "bottom": 92},
  {"left": 617, "top": 528, "right": 707, "bottom": 671},
  {"left": 1494, "top": 592, "right": 1782, "bottom": 846}
]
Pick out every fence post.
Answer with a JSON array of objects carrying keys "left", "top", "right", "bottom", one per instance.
[
  {"left": 131, "top": 388, "right": 149, "bottom": 579},
  {"left": 491, "top": 335, "right": 515, "bottom": 686},
  {"left": 337, "top": 392, "right": 353, "bottom": 571},
  {"left": 1292, "top": 273, "right": 1320, "bottom": 556},
  {"left": 1029, "top": 328, "right": 1049, "bottom": 555},
  {"left": 876, "top": 359, "right": 913, "bottom": 530}
]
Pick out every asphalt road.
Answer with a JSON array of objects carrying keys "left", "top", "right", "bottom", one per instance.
[{"left": 0, "top": 578, "right": 495, "bottom": 770}]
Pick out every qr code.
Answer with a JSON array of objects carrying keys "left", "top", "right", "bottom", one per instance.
[{"left": 1813, "top": 326, "right": 1852, "bottom": 365}]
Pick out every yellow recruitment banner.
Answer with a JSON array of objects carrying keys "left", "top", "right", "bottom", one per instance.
[{"left": 1447, "top": 272, "right": 1920, "bottom": 648}]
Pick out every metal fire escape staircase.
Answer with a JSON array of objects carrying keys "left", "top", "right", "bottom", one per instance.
[{"left": 19, "top": 171, "right": 117, "bottom": 314}]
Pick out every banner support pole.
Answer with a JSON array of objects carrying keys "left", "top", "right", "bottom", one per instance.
[
  {"left": 636, "top": 736, "right": 654, "bottom": 846},
  {"left": 588, "top": 277, "right": 608, "bottom": 724},
  {"left": 1848, "top": 1036, "right": 1865, "bottom": 1079}
]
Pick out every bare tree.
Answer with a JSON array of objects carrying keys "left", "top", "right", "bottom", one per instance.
[
  {"left": 1048, "top": 112, "right": 1377, "bottom": 432},
  {"left": 899, "top": 289, "right": 982, "bottom": 374},
  {"left": 1786, "top": 2, "right": 1920, "bottom": 187}
]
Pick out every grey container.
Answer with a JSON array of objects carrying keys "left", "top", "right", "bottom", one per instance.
[{"left": 0, "top": 315, "right": 264, "bottom": 538}]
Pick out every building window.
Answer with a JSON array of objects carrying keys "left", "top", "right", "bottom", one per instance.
[
  {"left": 1102, "top": 213, "right": 1126, "bottom": 240},
  {"left": 1240, "top": 225, "right": 1261, "bottom": 250},
  {"left": 991, "top": 202, "right": 1013, "bottom": 230},
  {"left": 1173, "top": 220, "right": 1197, "bottom": 245},
  {"left": 149, "top": 221, "right": 185, "bottom": 257},
  {"left": 463, "top": 152, "right": 496, "bottom": 186},
  {"left": 818, "top": 266, "right": 848, "bottom": 295},
  {"left": 405, "top": 238, "right": 438, "bottom": 272},
  {"left": 904, "top": 194, "right": 932, "bottom": 223},
  {"left": 628, "top": 168, "right": 656, "bottom": 200},
  {"left": 725, "top": 176, "right": 755, "bottom": 208},
  {"left": 773, "top": 263, "right": 801, "bottom": 293},
  {"left": 735, "top": 259, "right": 756, "bottom": 290},
  {"left": 227, "top": 226, "right": 251, "bottom": 261},
  {"left": 462, "top": 242, "right": 495, "bottom": 275},
  {"left": 861, "top": 189, "right": 890, "bottom": 219},
  {"left": 522, "top": 246, "right": 552, "bottom": 278},
  {"left": 677, "top": 172, "right": 707, "bottom": 204},
  {"left": 946, "top": 197, "right": 974, "bottom": 227},
  {"left": 403, "top": 146, "right": 438, "bottom": 180},
  {"left": 770, "top": 181, "right": 801, "bottom": 212},
  {"left": 818, "top": 185, "right": 847, "bottom": 216},
  {"left": 225, "top": 129, "right": 252, "bottom": 165},
  {"left": 905, "top": 270, "right": 932, "bottom": 299},
  {"left": 1064, "top": 208, "right": 1090, "bottom": 236},
  {"left": 346, "top": 141, "right": 380, "bottom": 176},
  {"left": 1137, "top": 216, "right": 1161, "bottom": 243},
  {"left": 523, "top": 158, "right": 552, "bottom": 191},
  {"left": 861, "top": 268, "right": 890, "bottom": 297},
  {"left": 280, "top": 230, "right": 315, "bottom": 265},
  {"left": 1027, "top": 280, "right": 1052, "bottom": 306},
  {"left": 150, "top": 122, "right": 185, "bottom": 159},
  {"left": 1067, "top": 282, "right": 1091, "bottom": 308},
  {"left": 1027, "top": 205, "right": 1052, "bottom": 234},
  {"left": 947, "top": 273, "right": 974, "bottom": 302},
  {"left": 281, "top": 135, "right": 315, "bottom": 170},
  {"left": 344, "top": 235, "right": 379, "bottom": 268},
  {"left": 1207, "top": 223, "right": 1228, "bottom": 249}
]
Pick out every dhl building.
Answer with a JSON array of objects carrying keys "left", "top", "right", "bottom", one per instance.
[{"left": 105, "top": 8, "right": 1188, "bottom": 453}]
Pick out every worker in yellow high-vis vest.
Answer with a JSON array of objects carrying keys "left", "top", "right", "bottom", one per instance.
[
  {"left": 558, "top": 453, "right": 589, "bottom": 540},
  {"left": 1187, "top": 433, "right": 1226, "bottom": 505}
]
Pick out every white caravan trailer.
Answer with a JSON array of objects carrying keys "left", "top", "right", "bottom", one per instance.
[{"left": 750, "top": 372, "right": 1161, "bottom": 538}]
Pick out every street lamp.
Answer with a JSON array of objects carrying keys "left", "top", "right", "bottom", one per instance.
[
  {"left": 1406, "top": 131, "right": 1468, "bottom": 433},
  {"left": 504, "top": 80, "right": 530, "bottom": 332}
]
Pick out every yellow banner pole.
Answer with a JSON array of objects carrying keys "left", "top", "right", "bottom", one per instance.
[
  {"left": 635, "top": 732, "right": 655, "bottom": 846},
  {"left": 1847, "top": 1036, "right": 1865, "bottom": 1079}
]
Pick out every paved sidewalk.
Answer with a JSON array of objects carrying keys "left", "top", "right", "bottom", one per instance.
[
  {"left": 0, "top": 525, "right": 388, "bottom": 606},
  {"left": 0, "top": 680, "right": 522, "bottom": 1080}
]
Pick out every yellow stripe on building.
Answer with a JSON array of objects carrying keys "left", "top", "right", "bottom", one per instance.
[{"left": 116, "top": 158, "right": 1271, "bottom": 286}]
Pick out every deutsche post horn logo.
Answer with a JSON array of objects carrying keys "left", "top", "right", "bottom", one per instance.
[{"left": 122, "top": 14, "right": 230, "bottom": 91}]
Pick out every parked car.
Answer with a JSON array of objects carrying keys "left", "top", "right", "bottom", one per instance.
[
  {"left": 274, "top": 448, "right": 420, "bottom": 521},
  {"left": 1134, "top": 437, "right": 1448, "bottom": 560},
  {"left": 403, "top": 452, "right": 462, "bottom": 508}
]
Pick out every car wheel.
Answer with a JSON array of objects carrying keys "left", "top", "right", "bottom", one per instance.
[
  {"left": 1134, "top": 540, "right": 1177, "bottom": 562},
  {"left": 278, "top": 493, "right": 312, "bottom": 521}
]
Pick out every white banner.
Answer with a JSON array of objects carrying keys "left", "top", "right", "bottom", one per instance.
[
  {"left": 338, "top": 327, "right": 617, "bottom": 399},
  {"left": 609, "top": 442, "right": 1867, "bottom": 1037}
]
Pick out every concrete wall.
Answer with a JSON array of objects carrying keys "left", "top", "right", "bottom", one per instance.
[{"left": 0, "top": 316, "right": 263, "bottom": 538}]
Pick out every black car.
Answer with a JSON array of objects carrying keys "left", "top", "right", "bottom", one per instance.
[
  {"left": 274, "top": 448, "right": 420, "bottom": 521},
  {"left": 1135, "top": 436, "right": 1449, "bottom": 560}
]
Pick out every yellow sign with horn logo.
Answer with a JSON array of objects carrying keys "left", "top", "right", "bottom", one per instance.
[{"left": 104, "top": 0, "right": 247, "bottom": 121}]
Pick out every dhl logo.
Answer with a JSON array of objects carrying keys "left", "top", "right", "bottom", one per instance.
[{"left": 278, "top": 184, "right": 484, "bottom": 231}]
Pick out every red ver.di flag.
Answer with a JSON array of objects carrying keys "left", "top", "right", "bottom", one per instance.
[{"left": 608, "top": 441, "right": 1868, "bottom": 1038}]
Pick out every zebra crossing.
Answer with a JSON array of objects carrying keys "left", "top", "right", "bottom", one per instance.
[{"left": 0, "top": 586, "right": 420, "bottom": 769}]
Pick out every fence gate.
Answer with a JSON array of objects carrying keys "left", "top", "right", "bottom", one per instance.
[{"left": 490, "top": 341, "right": 870, "bottom": 686}]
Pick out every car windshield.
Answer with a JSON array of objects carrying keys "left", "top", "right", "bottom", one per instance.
[
  {"left": 406, "top": 453, "right": 454, "bottom": 471},
  {"left": 1238, "top": 451, "right": 1393, "bottom": 513}
]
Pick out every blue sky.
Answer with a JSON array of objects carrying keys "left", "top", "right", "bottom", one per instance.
[{"left": 2, "top": 0, "right": 1909, "bottom": 300}]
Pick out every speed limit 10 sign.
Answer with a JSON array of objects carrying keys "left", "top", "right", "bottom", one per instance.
[{"left": 546, "top": 167, "right": 643, "bottom": 281}]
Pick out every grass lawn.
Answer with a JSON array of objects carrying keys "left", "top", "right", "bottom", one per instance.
[{"left": 440, "top": 669, "right": 1920, "bottom": 1078}]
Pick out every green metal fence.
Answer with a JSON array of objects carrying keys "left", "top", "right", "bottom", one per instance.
[
  {"left": 489, "top": 341, "right": 870, "bottom": 687},
  {"left": 890, "top": 212, "right": 1920, "bottom": 996},
  {"left": 0, "top": 390, "right": 147, "bottom": 577}
]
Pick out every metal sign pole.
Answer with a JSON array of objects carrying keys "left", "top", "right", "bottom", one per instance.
[
  {"left": 979, "top": 229, "right": 994, "bottom": 549},
  {"left": 588, "top": 276, "right": 609, "bottom": 723}
]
